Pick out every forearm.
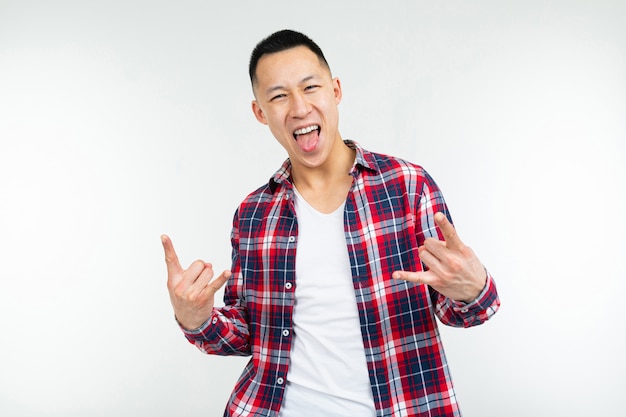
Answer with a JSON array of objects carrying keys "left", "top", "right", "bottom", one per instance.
[
  {"left": 182, "top": 305, "right": 251, "bottom": 356},
  {"left": 182, "top": 218, "right": 252, "bottom": 356}
]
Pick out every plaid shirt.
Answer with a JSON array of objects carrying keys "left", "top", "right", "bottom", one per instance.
[{"left": 183, "top": 140, "right": 500, "bottom": 416}]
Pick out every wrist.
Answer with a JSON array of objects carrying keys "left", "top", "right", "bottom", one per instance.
[{"left": 175, "top": 314, "right": 211, "bottom": 332}]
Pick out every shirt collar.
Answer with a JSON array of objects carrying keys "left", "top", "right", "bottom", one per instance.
[{"left": 268, "top": 140, "right": 379, "bottom": 193}]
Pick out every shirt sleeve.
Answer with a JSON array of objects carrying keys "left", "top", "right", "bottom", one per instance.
[
  {"left": 416, "top": 168, "right": 501, "bottom": 328},
  {"left": 180, "top": 305, "right": 251, "bottom": 356},
  {"left": 179, "top": 209, "right": 252, "bottom": 356}
]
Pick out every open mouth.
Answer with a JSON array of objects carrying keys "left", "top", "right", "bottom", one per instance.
[
  {"left": 293, "top": 124, "right": 320, "bottom": 139},
  {"left": 292, "top": 124, "right": 321, "bottom": 152}
]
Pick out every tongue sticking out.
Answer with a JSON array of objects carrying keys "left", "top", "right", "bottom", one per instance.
[{"left": 295, "top": 129, "right": 320, "bottom": 153}]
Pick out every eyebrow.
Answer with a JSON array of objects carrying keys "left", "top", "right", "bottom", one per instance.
[{"left": 264, "top": 75, "right": 319, "bottom": 96}]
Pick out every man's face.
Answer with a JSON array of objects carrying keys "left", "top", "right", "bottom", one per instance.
[{"left": 251, "top": 46, "right": 342, "bottom": 171}]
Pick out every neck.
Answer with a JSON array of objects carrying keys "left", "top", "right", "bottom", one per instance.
[
  {"left": 291, "top": 138, "right": 355, "bottom": 190},
  {"left": 290, "top": 138, "right": 356, "bottom": 214}
]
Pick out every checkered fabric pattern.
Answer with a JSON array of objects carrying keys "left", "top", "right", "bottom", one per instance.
[{"left": 183, "top": 140, "right": 500, "bottom": 416}]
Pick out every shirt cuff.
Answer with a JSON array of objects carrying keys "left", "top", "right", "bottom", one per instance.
[
  {"left": 177, "top": 310, "right": 219, "bottom": 338},
  {"left": 450, "top": 270, "right": 495, "bottom": 313}
]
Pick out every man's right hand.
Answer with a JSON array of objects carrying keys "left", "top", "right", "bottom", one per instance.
[{"left": 161, "top": 234, "right": 231, "bottom": 330}]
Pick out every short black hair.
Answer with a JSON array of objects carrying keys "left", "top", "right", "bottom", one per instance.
[{"left": 249, "top": 29, "right": 330, "bottom": 87}]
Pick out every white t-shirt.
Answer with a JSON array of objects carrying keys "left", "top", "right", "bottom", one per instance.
[{"left": 278, "top": 188, "right": 376, "bottom": 417}]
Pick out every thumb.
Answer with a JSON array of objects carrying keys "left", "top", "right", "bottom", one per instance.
[{"left": 392, "top": 270, "right": 433, "bottom": 285}]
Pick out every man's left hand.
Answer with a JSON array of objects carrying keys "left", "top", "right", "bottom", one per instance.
[{"left": 393, "top": 212, "right": 487, "bottom": 303}]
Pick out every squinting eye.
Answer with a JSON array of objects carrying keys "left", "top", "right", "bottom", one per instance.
[
  {"left": 270, "top": 94, "right": 286, "bottom": 101},
  {"left": 305, "top": 85, "right": 320, "bottom": 91}
]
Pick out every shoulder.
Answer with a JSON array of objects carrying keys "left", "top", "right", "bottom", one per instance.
[
  {"left": 372, "top": 151, "right": 426, "bottom": 176},
  {"left": 354, "top": 142, "right": 430, "bottom": 184},
  {"left": 236, "top": 157, "right": 292, "bottom": 210},
  {"left": 237, "top": 182, "right": 277, "bottom": 212}
]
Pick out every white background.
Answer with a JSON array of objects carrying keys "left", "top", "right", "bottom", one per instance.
[{"left": 1, "top": 1, "right": 625, "bottom": 416}]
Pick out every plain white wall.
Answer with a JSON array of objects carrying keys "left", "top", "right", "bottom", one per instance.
[{"left": 1, "top": 1, "right": 624, "bottom": 416}]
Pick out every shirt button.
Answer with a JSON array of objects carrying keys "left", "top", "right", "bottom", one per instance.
[
  {"left": 285, "top": 282, "right": 293, "bottom": 290},
  {"left": 460, "top": 308, "right": 469, "bottom": 313},
  {"left": 277, "top": 377, "right": 284, "bottom": 385},
  {"left": 288, "top": 236, "right": 296, "bottom": 243},
  {"left": 211, "top": 317, "right": 218, "bottom": 324},
  {"left": 282, "top": 329, "right": 290, "bottom": 337}
]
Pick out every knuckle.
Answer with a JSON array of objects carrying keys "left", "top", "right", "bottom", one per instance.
[
  {"left": 447, "top": 257, "right": 463, "bottom": 273},
  {"left": 191, "top": 259, "right": 205, "bottom": 269},
  {"left": 172, "top": 283, "right": 194, "bottom": 301}
]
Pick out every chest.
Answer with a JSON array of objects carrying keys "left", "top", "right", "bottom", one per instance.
[{"left": 236, "top": 179, "right": 422, "bottom": 301}]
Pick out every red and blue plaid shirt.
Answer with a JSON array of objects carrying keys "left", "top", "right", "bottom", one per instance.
[{"left": 183, "top": 140, "right": 500, "bottom": 416}]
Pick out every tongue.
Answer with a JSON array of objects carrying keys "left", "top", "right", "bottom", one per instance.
[{"left": 295, "top": 130, "right": 319, "bottom": 153}]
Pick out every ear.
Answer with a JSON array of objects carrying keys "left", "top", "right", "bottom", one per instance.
[
  {"left": 251, "top": 100, "right": 268, "bottom": 125},
  {"left": 332, "top": 77, "right": 343, "bottom": 105}
]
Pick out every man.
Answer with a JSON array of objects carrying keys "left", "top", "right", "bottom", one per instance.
[{"left": 162, "top": 29, "right": 500, "bottom": 417}]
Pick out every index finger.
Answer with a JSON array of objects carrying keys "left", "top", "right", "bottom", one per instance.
[
  {"left": 161, "top": 234, "right": 183, "bottom": 275},
  {"left": 434, "top": 212, "right": 464, "bottom": 250}
]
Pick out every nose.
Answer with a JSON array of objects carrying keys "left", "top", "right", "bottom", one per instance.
[{"left": 289, "top": 92, "right": 312, "bottom": 118}]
